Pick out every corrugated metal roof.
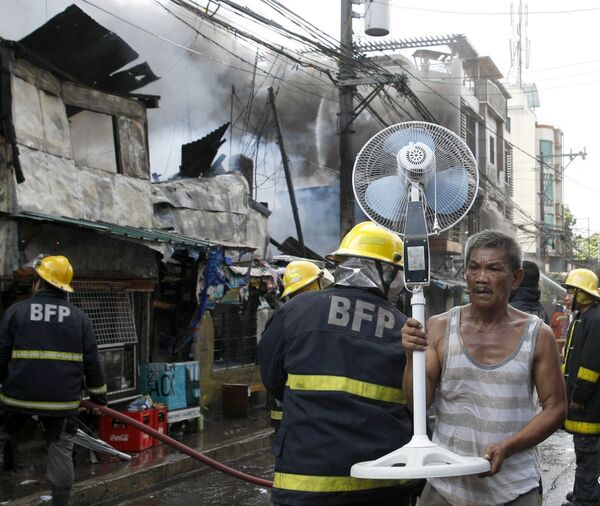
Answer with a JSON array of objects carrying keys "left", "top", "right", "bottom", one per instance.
[
  {"left": 18, "top": 5, "right": 159, "bottom": 95},
  {"left": 227, "top": 265, "right": 276, "bottom": 277},
  {"left": 11, "top": 210, "right": 252, "bottom": 251}
]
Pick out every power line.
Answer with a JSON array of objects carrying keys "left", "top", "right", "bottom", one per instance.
[{"left": 381, "top": 1, "right": 600, "bottom": 16}]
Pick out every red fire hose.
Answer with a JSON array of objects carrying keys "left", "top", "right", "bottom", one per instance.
[{"left": 81, "top": 400, "right": 273, "bottom": 488}]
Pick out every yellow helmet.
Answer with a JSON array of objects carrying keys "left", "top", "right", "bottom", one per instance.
[
  {"left": 327, "top": 221, "right": 403, "bottom": 267},
  {"left": 281, "top": 261, "right": 323, "bottom": 299},
  {"left": 563, "top": 268, "right": 600, "bottom": 305},
  {"left": 34, "top": 255, "right": 75, "bottom": 293}
]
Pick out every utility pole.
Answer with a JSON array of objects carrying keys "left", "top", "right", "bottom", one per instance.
[
  {"left": 268, "top": 86, "right": 306, "bottom": 257},
  {"left": 339, "top": 0, "right": 355, "bottom": 239}
]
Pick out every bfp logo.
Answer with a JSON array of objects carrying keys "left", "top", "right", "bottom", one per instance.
[{"left": 30, "top": 303, "right": 70, "bottom": 322}]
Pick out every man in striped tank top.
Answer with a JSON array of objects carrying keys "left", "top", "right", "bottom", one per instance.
[{"left": 402, "top": 230, "right": 567, "bottom": 506}]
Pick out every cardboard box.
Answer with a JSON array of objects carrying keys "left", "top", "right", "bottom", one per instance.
[
  {"left": 99, "top": 409, "right": 153, "bottom": 452},
  {"left": 139, "top": 363, "right": 187, "bottom": 410}
]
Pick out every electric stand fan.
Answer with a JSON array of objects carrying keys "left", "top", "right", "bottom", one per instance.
[{"left": 350, "top": 121, "right": 490, "bottom": 479}]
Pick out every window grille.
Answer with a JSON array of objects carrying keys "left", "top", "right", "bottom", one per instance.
[
  {"left": 70, "top": 281, "right": 138, "bottom": 348},
  {"left": 212, "top": 303, "right": 257, "bottom": 369}
]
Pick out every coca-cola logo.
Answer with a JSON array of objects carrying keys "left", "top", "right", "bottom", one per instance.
[{"left": 110, "top": 434, "right": 130, "bottom": 442}]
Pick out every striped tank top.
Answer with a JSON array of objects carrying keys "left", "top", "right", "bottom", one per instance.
[{"left": 429, "top": 306, "right": 542, "bottom": 506}]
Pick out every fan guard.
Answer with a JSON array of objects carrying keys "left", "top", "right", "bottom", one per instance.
[{"left": 353, "top": 121, "right": 479, "bottom": 235}]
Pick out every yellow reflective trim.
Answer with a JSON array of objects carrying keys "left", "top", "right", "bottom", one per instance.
[
  {"left": 274, "top": 472, "right": 406, "bottom": 492},
  {"left": 561, "top": 363, "right": 566, "bottom": 374},
  {"left": 88, "top": 385, "right": 108, "bottom": 394},
  {"left": 11, "top": 350, "right": 83, "bottom": 362},
  {"left": 270, "top": 409, "right": 283, "bottom": 421},
  {"left": 577, "top": 367, "right": 600, "bottom": 383},
  {"left": 565, "top": 419, "right": 600, "bottom": 435},
  {"left": 286, "top": 374, "right": 405, "bottom": 404},
  {"left": 0, "top": 393, "right": 80, "bottom": 411},
  {"left": 562, "top": 321, "right": 578, "bottom": 371}
]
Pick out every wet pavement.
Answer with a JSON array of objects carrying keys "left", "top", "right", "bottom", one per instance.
[
  {"left": 0, "top": 406, "right": 579, "bottom": 506},
  {"left": 119, "top": 449, "right": 273, "bottom": 506},
  {"left": 115, "top": 430, "right": 577, "bottom": 505},
  {"left": 0, "top": 410, "right": 273, "bottom": 505}
]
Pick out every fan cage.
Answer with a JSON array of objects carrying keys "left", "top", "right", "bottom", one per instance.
[{"left": 353, "top": 121, "right": 479, "bottom": 236}]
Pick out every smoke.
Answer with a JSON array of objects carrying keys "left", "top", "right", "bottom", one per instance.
[{"left": 2, "top": 1, "right": 464, "bottom": 257}]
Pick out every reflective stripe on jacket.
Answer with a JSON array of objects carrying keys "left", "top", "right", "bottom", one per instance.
[
  {"left": 0, "top": 290, "right": 106, "bottom": 416},
  {"left": 258, "top": 287, "right": 415, "bottom": 505}
]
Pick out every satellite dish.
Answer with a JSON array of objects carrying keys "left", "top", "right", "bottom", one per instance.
[{"left": 351, "top": 122, "right": 488, "bottom": 479}]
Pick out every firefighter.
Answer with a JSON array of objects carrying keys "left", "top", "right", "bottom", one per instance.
[
  {"left": 0, "top": 255, "right": 107, "bottom": 506},
  {"left": 561, "top": 268, "right": 600, "bottom": 506},
  {"left": 259, "top": 221, "right": 417, "bottom": 506},
  {"left": 269, "top": 261, "right": 329, "bottom": 429},
  {"left": 280, "top": 260, "right": 326, "bottom": 301}
]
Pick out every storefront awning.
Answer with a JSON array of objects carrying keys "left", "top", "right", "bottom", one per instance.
[{"left": 10, "top": 210, "right": 251, "bottom": 251}]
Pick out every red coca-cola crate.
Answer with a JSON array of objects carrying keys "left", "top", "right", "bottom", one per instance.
[
  {"left": 152, "top": 404, "right": 168, "bottom": 446},
  {"left": 99, "top": 409, "right": 154, "bottom": 452}
]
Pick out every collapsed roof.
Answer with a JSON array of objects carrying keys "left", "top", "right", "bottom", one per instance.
[{"left": 18, "top": 4, "right": 159, "bottom": 96}]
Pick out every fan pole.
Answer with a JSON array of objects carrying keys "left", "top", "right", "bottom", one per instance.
[{"left": 410, "top": 287, "right": 427, "bottom": 438}]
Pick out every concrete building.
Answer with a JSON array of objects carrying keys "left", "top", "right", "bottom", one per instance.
[
  {"left": 507, "top": 83, "right": 566, "bottom": 271},
  {"left": 507, "top": 84, "right": 539, "bottom": 257},
  {"left": 536, "top": 123, "right": 566, "bottom": 272}
]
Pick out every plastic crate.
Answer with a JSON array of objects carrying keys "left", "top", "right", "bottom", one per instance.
[
  {"left": 99, "top": 409, "right": 154, "bottom": 452},
  {"left": 152, "top": 404, "right": 168, "bottom": 446}
]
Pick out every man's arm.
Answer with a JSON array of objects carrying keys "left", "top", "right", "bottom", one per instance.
[
  {"left": 401, "top": 315, "right": 443, "bottom": 412},
  {"left": 482, "top": 324, "right": 566, "bottom": 475},
  {"left": 257, "top": 308, "right": 287, "bottom": 401}
]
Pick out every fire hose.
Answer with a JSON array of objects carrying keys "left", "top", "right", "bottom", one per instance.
[{"left": 81, "top": 400, "right": 274, "bottom": 488}]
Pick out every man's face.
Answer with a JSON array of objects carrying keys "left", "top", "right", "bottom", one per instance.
[
  {"left": 563, "top": 290, "right": 574, "bottom": 309},
  {"left": 466, "top": 248, "right": 523, "bottom": 309}
]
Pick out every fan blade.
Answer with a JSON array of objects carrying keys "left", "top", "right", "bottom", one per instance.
[
  {"left": 423, "top": 166, "right": 469, "bottom": 215},
  {"left": 364, "top": 176, "right": 408, "bottom": 221},
  {"left": 382, "top": 127, "right": 436, "bottom": 156}
]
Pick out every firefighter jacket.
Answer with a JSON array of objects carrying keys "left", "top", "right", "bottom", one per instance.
[
  {"left": 0, "top": 290, "right": 107, "bottom": 417},
  {"left": 258, "top": 286, "right": 415, "bottom": 505},
  {"left": 563, "top": 304, "right": 600, "bottom": 435}
]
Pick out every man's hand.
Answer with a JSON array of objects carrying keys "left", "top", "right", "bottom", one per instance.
[
  {"left": 401, "top": 318, "right": 428, "bottom": 356},
  {"left": 480, "top": 442, "right": 506, "bottom": 477}
]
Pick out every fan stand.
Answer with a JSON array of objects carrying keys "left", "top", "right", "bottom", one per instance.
[
  {"left": 350, "top": 184, "right": 490, "bottom": 479},
  {"left": 351, "top": 286, "right": 490, "bottom": 480}
]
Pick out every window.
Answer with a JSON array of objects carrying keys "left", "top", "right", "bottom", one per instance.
[
  {"left": 69, "top": 281, "right": 138, "bottom": 347},
  {"left": 67, "top": 107, "right": 119, "bottom": 174},
  {"left": 99, "top": 347, "right": 136, "bottom": 393},
  {"left": 212, "top": 303, "right": 257, "bottom": 369},
  {"left": 466, "top": 116, "right": 477, "bottom": 156},
  {"left": 540, "top": 140, "right": 554, "bottom": 204},
  {"left": 69, "top": 281, "right": 138, "bottom": 396},
  {"left": 489, "top": 136, "right": 495, "bottom": 165}
]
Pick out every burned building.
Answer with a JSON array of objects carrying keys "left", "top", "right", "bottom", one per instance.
[{"left": 0, "top": 5, "right": 270, "bottom": 414}]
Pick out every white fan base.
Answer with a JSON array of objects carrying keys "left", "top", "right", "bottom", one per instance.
[{"left": 350, "top": 435, "right": 491, "bottom": 480}]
